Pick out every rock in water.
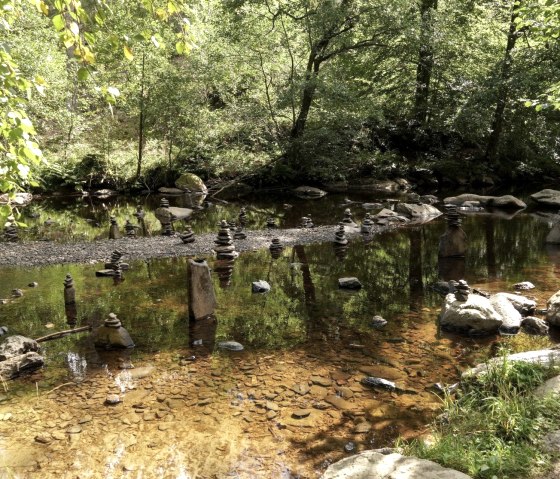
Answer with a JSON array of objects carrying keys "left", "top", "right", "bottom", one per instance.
[
  {"left": 321, "top": 451, "right": 473, "bottom": 479},
  {"left": 521, "top": 317, "right": 549, "bottom": 335},
  {"left": 361, "top": 377, "right": 396, "bottom": 391},
  {"left": 513, "top": 281, "right": 535, "bottom": 291},
  {"left": 0, "top": 335, "right": 39, "bottom": 360},
  {"left": 490, "top": 294, "right": 522, "bottom": 335},
  {"left": 439, "top": 293, "right": 503, "bottom": 335},
  {"left": 338, "top": 277, "right": 362, "bottom": 290},
  {"left": 217, "top": 341, "right": 244, "bottom": 351},
  {"left": 252, "top": 280, "right": 271, "bottom": 293}
]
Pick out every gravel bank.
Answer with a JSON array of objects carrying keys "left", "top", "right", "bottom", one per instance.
[{"left": 0, "top": 224, "right": 392, "bottom": 268}]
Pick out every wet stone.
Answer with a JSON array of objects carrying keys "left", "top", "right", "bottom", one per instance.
[
  {"left": 105, "top": 394, "right": 121, "bottom": 405},
  {"left": 35, "top": 434, "right": 51, "bottom": 444},
  {"left": 66, "top": 425, "right": 82, "bottom": 434},
  {"left": 266, "top": 410, "right": 277, "bottom": 420},
  {"left": 354, "top": 421, "right": 372, "bottom": 433},
  {"left": 292, "top": 408, "right": 311, "bottom": 419},
  {"left": 291, "top": 383, "right": 310, "bottom": 395},
  {"left": 310, "top": 376, "right": 332, "bottom": 387}
]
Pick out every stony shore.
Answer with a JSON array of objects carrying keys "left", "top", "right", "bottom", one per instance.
[{"left": 0, "top": 224, "right": 391, "bottom": 267}]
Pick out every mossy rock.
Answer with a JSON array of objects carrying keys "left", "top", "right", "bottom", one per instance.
[{"left": 175, "top": 173, "right": 207, "bottom": 194}]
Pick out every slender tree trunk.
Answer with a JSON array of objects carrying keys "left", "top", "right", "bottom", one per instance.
[
  {"left": 290, "top": 54, "right": 320, "bottom": 140},
  {"left": 414, "top": 0, "right": 438, "bottom": 124},
  {"left": 485, "top": 5, "right": 519, "bottom": 163},
  {"left": 136, "top": 52, "right": 146, "bottom": 181}
]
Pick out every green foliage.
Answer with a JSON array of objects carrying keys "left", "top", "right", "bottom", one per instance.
[{"left": 403, "top": 358, "right": 560, "bottom": 479}]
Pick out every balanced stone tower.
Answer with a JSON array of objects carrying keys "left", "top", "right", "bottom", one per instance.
[
  {"left": 238, "top": 207, "right": 248, "bottom": 225},
  {"left": 214, "top": 220, "right": 238, "bottom": 259},
  {"left": 454, "top": 280, "right": 471, "bottom": 302},
  {"left": 93, "top": 313, "right": 135, "bottom": 349},
  {"left": 63, "top": 273, "right": 76, "bottom": 305},
  {"left": 3, "top": 222, "right": 18, "bottom": 242},
  {"left": 342, "top": 208, "right": 357, "bottom": 228},
  {"left": 361, "top": 213, "right": 374, "bottom": 234},
  {"left": 269, "top": 238, "right": 284, "bottom": 259},
  {"left": 125, "top": 219, "right": 136, "bottom": 238},
  {"left": 109, "top": 216, "right": 121, "bottom": 239},
  {"left": 180, "top": 226, "right": 195, "bottom": 244},
  {"left": 266, "top": 217, "right": 277, "bottom": 228},
  {"left": 233, "top": 226, "right": 247, "bottom": 240},
  {"left": 438, "top": 204, "right": 467, "bottom": 257},
  {"left": 334, "top": 222, "right": 348, "bottom": 246}
]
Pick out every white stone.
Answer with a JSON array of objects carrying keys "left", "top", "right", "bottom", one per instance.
[
  {"left": 439, "top": 293, "right": 502, "bottom": 334},
  {"left": 547, "top": 291, "right": 560, "bottom": 326},
  {"left": 321, "top": 451, "right": 472, "bottom": 479}
]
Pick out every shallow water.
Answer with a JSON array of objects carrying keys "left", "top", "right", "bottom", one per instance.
[{"left": 1, "top": 202, "right": 560, "bottom": 478}]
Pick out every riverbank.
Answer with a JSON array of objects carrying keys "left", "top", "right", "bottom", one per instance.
[{"left": 0, "top": 224, "right": 393, "bottom": 267}]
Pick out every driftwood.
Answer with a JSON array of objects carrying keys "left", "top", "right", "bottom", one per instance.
[{"left": 35, "top": 325, "right": 91, "bottom": 343}]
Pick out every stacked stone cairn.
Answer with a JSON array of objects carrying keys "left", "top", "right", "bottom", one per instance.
[
  {"left": 180, "top": 226, "right": 195, "bottom": 244},
  {"left": 133, "top": 205, "right": 145, "bottom": 220},
  {"left": 454, "top": 280, "right": 471, "bottom": 301},
  {"left": 228, "top": 220, "right": 237, "bottom": 231},
  {"left": 438, "top": 204, "right": 467, "bottom": 258},
  {"left": 214, "top": 220, "right": 238, "bottom": 259},
  {"left": 301, "top": 215, "right": 314, "bottom": 228},
  {"left": 64, "top": 274, "right": 76, "bottom": 305},
  {"left": 96, "top": 250, "right": 124, "bottom": 278},
  {"left": 342, "top": 208, "right": 357, "bottom": 227},
  {"left": 93, "top": 313, "right": 135, "bottom": 349},
  {"left": 233, "top": 226, "right": 247, "bottom": 240},
  {"left": 238, "top": 207, "right": 248, "bottom": 225},
  {"left": 125, "top": 219, "right": 136, "bottom": 238},
  {"left": 158, "top": 198, "right": 175, "bottom": 236},
  {"left": 361, "top": 213, "right": 374, "bottom": 234},
  {"left": 3, "top": 222, "right": 18, "bottom": 242},
  {"left": 334, "top": 222, "right": 348, "bottom": 246},
  {"left": 266, "top": 217, "right": 277, "bottom": 228},
  {"left": 109, "top": 216, "right": 121, "bottom": 239},
  {"left": 269, "top": 238, "right": 284, "bottom": 259},
  {"left": 214, "top": 259, "right": 235, "bottom": 288}
]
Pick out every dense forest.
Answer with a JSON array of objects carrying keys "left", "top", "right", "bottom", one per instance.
[{"left": 1, "top": 0, "right": 559, "bottom": 202}]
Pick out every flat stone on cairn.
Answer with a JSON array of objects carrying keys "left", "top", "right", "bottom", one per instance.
[
  {"left": 455, "top": 280, "right": 471, "bottom": 301},
  {"left": 97, "top": 250, "right": 125, "bottom": 277},
  {"left": 109, "top": 216, "right": 121, "bottom": 239},
  {"left": 180, "top": 226, "right": 195, "bottom": 244},
  {"left": 238, "top": 207, "right": 248, "bottom": 225},
  {"left": 334, "top": 223, "right": 348, "bottom": 246},
  {"left": 93, "top": 313, "right": 135, "bottom": 349},
  {"left": 214, "top": 220, "right": 238, "bottom": 259},
  {"left": 269, "top": 238, "right": 284, "bottom": 258},
  {"left": 266, "top": 217, "right": 277, "bottom": 228},
  {"left": 342, "top": 208, "right": 357, "bottom": 227},
  {"left": 125, "top": 219, "right": 136, "bottom": 238},
  {"left": 361, "top": 213, "right": 374, "bottom": 234},
  {"left": 3, "top": 222, "right": 18, "bottom": 242},
  {"left": 233, "top": 226, "right": 246, "bottom": 240}
]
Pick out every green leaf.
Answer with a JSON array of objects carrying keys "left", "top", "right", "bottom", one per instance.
[
  {"left": 52, "top": 14, "right": 64, "bottom": 31},
  {"left": 77, "top": 67, "right": 89, "bottom": 81}
]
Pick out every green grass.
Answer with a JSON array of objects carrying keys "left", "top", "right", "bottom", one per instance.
[{"left": 402, "top": 357, "right": 560, "bottom": 479}]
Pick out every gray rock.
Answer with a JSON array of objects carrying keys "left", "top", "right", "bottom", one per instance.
[
  {"left": 0, "top": 352, "right": 44, "bottom": 378},
  {"left": 175, "top": 173, "right": 208, "bottom": 194},
  {"left": 443, "top": 193, "right": 526, "bottom": 210},
  {"left": 490, "top": 294, "right": 522, "bottom": 334},
  {"left": 535, "top": 375, "right": 560, "bottom": 399},
  {"left": 217, "top": 341, "right": 244, "bottom": 351},
  {"left": 395, "top": 203, "right": 442, "bottom": 218},
  {"left": 547, "top": 291, "right": 560, "bottom": 326},
  {"left": 464, "top": 349, "right": 560, "bottom": 378},
  {"left": 361, "top": 377, "right": 396, "bottom": 391},
  {"left": 370, "top": 316, "right": 387, "bottom": 329},
  {"left": 496, "top": 292, "right": 536, "bottom": 315},
  {"left": 321, "top": 451, "right": 472, "bottom": 479},
  {"left": 530, "top": 189, "right": 560, "bottom": 208},
  {"left": 362, "top": 203, "right": 383, "bottom": 210},
  {"left": 252, "top": 280, "right": 271, "bottom": 293},
  {"left": 439, "top": 293, "right": 503, "bottom": 335},
  {"left": 338, "top": 277, "right": 362, "bottom": 290},
  {"left": 513, "top": 281, "right": 535, "bottom": 291},
  {"left": 0, "top": 335, "right": 39, "bottom": 360},
  {"left": 521, "top": 316, "right": 549, "bottom": 335},
  {"left": 92, "top": 189, "right": 117, "bottom": 197},
  {"left": 293, "top": 186, "right": 327, "bottom": 199}
]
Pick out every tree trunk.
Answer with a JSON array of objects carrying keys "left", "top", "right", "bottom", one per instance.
[
  {"left": 414, "top": 0, "right": 438, "bottom": 124},
  {"left": 136, "top": 51, "right": 146, "bottom": 181},
  {"left": 290, "top": 54, "right": 320, "bottom": 141},
  {"left": 485, "top": 5, "right": 519, "bottom": 163}
]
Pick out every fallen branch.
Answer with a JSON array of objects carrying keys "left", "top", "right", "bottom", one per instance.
[{"left": 35, "top": 325, "right": 91, "bottom": 343}]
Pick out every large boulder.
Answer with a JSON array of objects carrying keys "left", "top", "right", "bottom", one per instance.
[
  {"left": 464, "top": 349, "right": 560, "bottom": 378},
  {"left": 496, "top": 292, "right": 536, "bottom": 315},
  {"left": 321, "top": 451, "right": 472, "bottom": 479},
  {"left": 443, "top": 193, "right": 526, "bottom": 210},
  {"left": 0, "top": 352, "right": 44, "bottom": 379},
  {"left": 490, "top": 294, "right": 522, "bottom": 334},
  {"left": 547, "top": 290, "right": 560, "bottom": 326},
  {"left": 0, "top": 192, "right": 33, "bottom": 206},
  {"left": 439, "top": 293, "right": 503, "bottom": 334},
  {"left": 0, "top": 335, "right": 39, "bottom": 361},
  {"left": 293, "top": 186, "right": 327, "bottom": 199},
  {"left": 530, "top": 189, "right": 560, "bottom": 208},
  {"left": 395, "top": 203, "right": 442, "bottom": 218},
  {"left": 175, "top": 173, "right": 208, "bottom": 194}
]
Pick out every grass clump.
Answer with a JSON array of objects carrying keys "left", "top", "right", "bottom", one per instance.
[{"left": 402, "top": 357, "right": 560, "bottom": 479}]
